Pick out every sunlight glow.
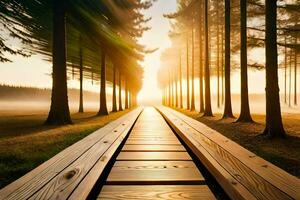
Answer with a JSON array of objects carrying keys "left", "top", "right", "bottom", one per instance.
[{"left": 137, "top": 0, "right": 177, "bottom": 105}]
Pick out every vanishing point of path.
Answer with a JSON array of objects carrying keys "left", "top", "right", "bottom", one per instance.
[{"left": 98, "top": 107, "right": 216, "bottom": 199}]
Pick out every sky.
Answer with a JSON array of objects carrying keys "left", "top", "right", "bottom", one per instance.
[{"left": 137, "top": 0, "right": 178, "bottom": 104}]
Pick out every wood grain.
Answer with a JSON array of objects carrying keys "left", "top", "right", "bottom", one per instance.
[
  {"left": 122, "top": 145, "right": 186, "bottom": 152},
  {"left": 126, "top": 139, "right": 181, "bottom": 145},
  {"left": 0, "top": 108, "right": 142, "bottom": 200},
  {"left": 106, "top": 161, "right": 205, "bottom": 185},
  {"left": 117, "top": 152, "right": 192, "bottom": 161},
  {"left": 98, "top": 185, "right": 216, "bottom": 200},
  {"left": 158, "top": 106, "right": 300, "bottom": 200}
]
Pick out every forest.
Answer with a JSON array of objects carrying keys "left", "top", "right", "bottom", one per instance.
[
  {"left": 0, "top": 0, "right": 150, "bottom": 124},
  {"left": 0, "top": 0, "right": 299, "bottom": 194},
  {"left": 158, "top": 0, "right": 300, "bottom": 138}
]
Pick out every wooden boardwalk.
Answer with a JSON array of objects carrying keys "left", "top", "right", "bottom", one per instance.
[
  {"left": 98, "top": 107, "right": 216, "bottom": 199},
  {"left": 1, "top": 106, "right": 300, "bottom": 200}
]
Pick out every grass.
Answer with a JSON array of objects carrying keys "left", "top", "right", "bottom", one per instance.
[
  {"left": 0, "top": 110, "right": 131, "bottom": 189},
  {"left": 176, "top": 109, "right": 300, "bottom": 178}
]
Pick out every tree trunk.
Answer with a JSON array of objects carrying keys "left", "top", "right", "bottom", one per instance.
[
  {"left": 125, "top": 78, "right": 129, "bottom": 109},
  {"left": 46, "top": 2, "right": 72, "bottom": 125},
  {"left": 237, "top": 0, "right": 252, "bottom": 122},
  {"left": 129, "top": 90, "right": 132, "bottom": 108},
  {"left": 284, "top": 37, "right": 287, "bottom": 104},
  {"left": 222, "top": 0, "right": 234, "bottom": 119},
  {"left": 186, "top": 32, "right": 190, "bottom": 110},
  {"left": 112, "top": 65, "right": 117, "bottom": 112},
  {"left": 171, "top": 70, "right": 174, "bottom": 107},
  {"left": 199, "top": 2, "right": 204, "bottom": 113},
  {"left": 168, "top": 68, "right": 171, "bottom": 106},
  {"left": 221, "top": 24, "right": 224, "bottom": 105},
  {"left": 175, "top": 65, "right": 178, "bottom": 107},
  {"left": 203, "top": 0, "right": 213, "bottom": 116},
  {"left": 263, "top": 0, "right": 285, "bottom": 138},
  {"left": 295, "top": 45, "right": 298, "bottom": 106},
  {"left": 179, "top": 49, "right": 183, "bottom": 109},
  {"left": 78, "top": 45, "right": 84, "bottom": 113},
  {"left": 98, "top": 51, "right": 108, "bottom": 115},
  {"left": 118, "top": 71, "right": 123, "bottom": 111},
  {"left": 289, "top": 49, "right": 292, "bottom": 107},
  {"left": 216, "top": 2, "right": 220, "bottom": 109},
  {"left": 191, "top": 27, "right": 195, "bottom": 111}
]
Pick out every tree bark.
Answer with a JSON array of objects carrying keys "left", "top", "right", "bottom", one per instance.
[
  {"left": 284, "top": 37, "right": 287, "bottom": 104},
  {"left": 98, "top": 51, "right": 108, "bottom": 115},
  {"left": 295, "top": 44, "right": 298, "bottom": 106},
  {"left": 168, "top": 68, "right": 171, "bottom": 106},
  {"left": 125, "top": 78, "right": 129, "bottom": 109},
  {"left": 203, "top": 0, "right": 213, "bottom": 116},
  {"left": 237, "top": 0, "right": 253, "bottom": 122},
  {"left": 129, "top": 90, "right": 132, "bottom": 108},
  {"left": 263, "top": 0, "right": 286, "bottom": 138},
  {"left": 112, "top": 65, "right": 117, "bottom": 112},
  {"left": 118, "top": 71, "right": 123, "bottom": 111},
  {"left": 191, "top": 26, "right": 195, "bottom": 111},
  {"left": 221, "top": 24, "right": 224, "bottom": 105},
  {"left": 171, "top": 70, "right": 174, "bottom": 107},
  {"left": 78, "top": 45, "right": 84, "bottom": 113},
  {"left": 199, "top": 2, "right": 204, "bottom": 113},
  {"left": 216, "top": 2, "right": 220, "bottom": 109},
  {"left": 289, "top": 49, "right": 292, "bottom": 107},
  {"left": 186, "top": 32, "right": 190, "bottom": 110},
  {"left": 175, "top": 65, "right": 178, "bottom": 107},
  {"left": 179, "top": 49, "right": 183, "bottom": 109},
  {"left": 46, "top": 2, "right": 72, "bottom": 125},
  {"left": 222, "top": 0, "right": 234, "bottom": 119}
]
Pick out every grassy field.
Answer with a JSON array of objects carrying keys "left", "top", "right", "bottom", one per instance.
[
  {"left": 0, "top": 109, "right": 131, "bottom": 189},
  {"left": 177, "top": 109, "right": 300, "bottom": 178}
]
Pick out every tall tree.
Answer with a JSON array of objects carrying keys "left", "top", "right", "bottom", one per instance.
[
  {"left": 46, "top": 2, "right": 72, "bottom": 125},
  {"left": 203, "top": 0, "right": 213, "bottom": 116},
  {"left": 294, "top": 42, "right": 298, "bottom": 106},
  {"left": 179, "top": 49, "right": 183, "bottom": 109},
  {"left": 112, "top": 64, "right": 117, "bottom": 112},
  {"left": 98, "top": 51, "right": 108, "bottom": 115},
  {"left": 186, "top": 32, "right": 190, "bottom": 110},
  {"left": 198, "top": 1, "right": 204, "bottom": 113},
  {"left": 118, "top": 71, "right": 123, "bottom": 111},
  {"left": 216, "top": 0, "right": 220, "bottom": 109},
  {"left": 222, "top": 0, "right": 234, "bottom": 119},
  {"left": 78, "top": 43, "right": 84, "bottom": 113},
  {"left": 289, "top": 48, "right": 292, "bottom": 107},
  {"left": 263, "top": 0, "right": 286, "bottom": 138},
  {"left": 125, "top": 78, "right": 129, "bottom": 109},
  {"left": 237, "top": 0, "right": 253, "bottom": 122},
  {"left": 191, "top": 22, "right": 196, "bottom": 111},
  {"left": 175, "top": 64, "right": 178, "bottom": 107},
  {"left": 284, "top": 37, "right": 288, "bottom": 104}
]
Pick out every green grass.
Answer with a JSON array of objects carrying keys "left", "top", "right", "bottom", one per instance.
[{"left": 0, "top": 110, "right": 130, "bottom": 189}]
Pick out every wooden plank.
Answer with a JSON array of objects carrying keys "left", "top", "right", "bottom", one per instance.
[
  {"left": 128, "top": 136, "right": 177, "bottom": 139},
  {"left": 130, "top": 132, "right": 176, "bottom": 138},
  {"left": 122, "top": 144, "right": 186, "bottom": 152},
  {"left": 98, "top": 185, "right": 216, "bottom": 200},
  {"left": 158, "top": 106, "right": 300, "bottom": 200},
  {"left": 166, "top": 107, "right": 300, "bottom": 197},
  {"left": 0, "top": 108, "right": 142, "bottom": 200},
  {"left": 106, "top": 161, "right": 205, "bottom": 185},
  {"left": 117, "top": 152, "right": 192, "bottom": 161},
  {"left": 126, "top": 139, "right": 181, "bottom": 145}
]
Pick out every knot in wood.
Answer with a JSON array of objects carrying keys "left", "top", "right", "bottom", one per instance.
[{"left": 64, "top": 169, "right": 77, "bottom": 180}]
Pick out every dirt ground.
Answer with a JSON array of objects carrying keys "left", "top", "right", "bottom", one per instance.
[{"left": 177, "top": 109, "right": 300, "bottom": 178}]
